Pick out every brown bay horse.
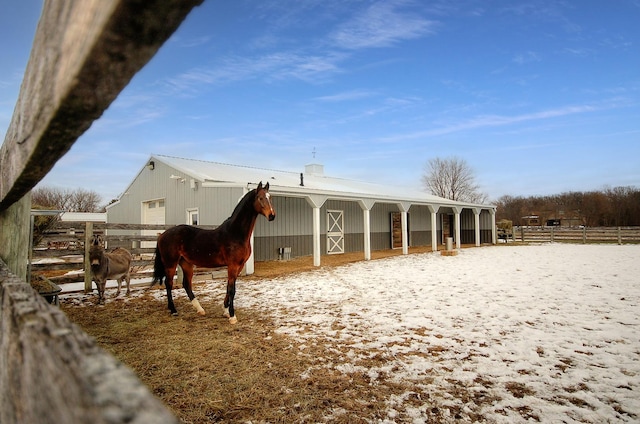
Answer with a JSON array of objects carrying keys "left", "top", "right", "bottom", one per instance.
[{"left": 152, "top": 182, "right": 275, "bottom": 324}]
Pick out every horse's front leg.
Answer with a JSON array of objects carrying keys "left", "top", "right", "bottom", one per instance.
[
  {"left": 223, "top": 265, "right": 241, "bottom": 324},
  {"left": 179, "top": 261, "right": 205, "bottom": 316}
]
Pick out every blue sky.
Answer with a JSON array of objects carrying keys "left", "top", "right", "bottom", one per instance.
[{"left": 2, "top": 0, "right": 639, "bottom": 204}]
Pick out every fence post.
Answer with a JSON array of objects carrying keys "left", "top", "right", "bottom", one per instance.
[
  {"left": 618, "top": 227, "right": 622, "bottom": 245},
  {"left": 520, "top": 226, "right": 525, "bottom": 242},
  {"left": 550, "top": 227, "right": 554, "bottom": 242},
  {"left": 84, "top": 222, "right": 93, "bottom": 293},
  {"left": 582, "top": 226, "right": 586, "bottom": 244}
]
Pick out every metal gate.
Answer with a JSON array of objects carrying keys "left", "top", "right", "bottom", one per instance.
[{"left": 327, "top": 210, "right": 344, "bottom": 254}]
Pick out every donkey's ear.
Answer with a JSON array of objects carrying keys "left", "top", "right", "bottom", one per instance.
[{"left": 264, "top": 182, "right": 270, "bottom": 191}]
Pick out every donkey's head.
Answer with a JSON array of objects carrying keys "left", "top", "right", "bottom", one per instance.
[{"left": 89, "top": 235, "right": 105, "bottom": 267}]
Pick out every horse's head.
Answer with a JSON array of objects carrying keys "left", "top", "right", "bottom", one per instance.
[{"left": 255, "top": 181, "right": 275, "bottom": 221}]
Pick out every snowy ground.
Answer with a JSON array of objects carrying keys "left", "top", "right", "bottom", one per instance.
[{"left": 63, "top": 244, "right": 640, "bottom": 422}]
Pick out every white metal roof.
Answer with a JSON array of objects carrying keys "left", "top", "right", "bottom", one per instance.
[{"left": 148, "top": 154, "right": 492, "bottom": 209}]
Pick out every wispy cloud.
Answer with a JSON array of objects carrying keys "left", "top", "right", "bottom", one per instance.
[
  {"left": 162, "top": 51, "right": 346, "bottom": 93},
  {"left": 513, "top": 51, "right": 541, "bottom": 65},
  {"left": 313, "top": 89, "right": 376, "bottom": 102},
  {"left": 380, "top": 103, "right": 603, "bottom": 141},
  {"left": 330, "top": 1, "right": 436, "bottom": 50},
  {"left": 562, "top": 47, "right": 594, "bottom": 58}
]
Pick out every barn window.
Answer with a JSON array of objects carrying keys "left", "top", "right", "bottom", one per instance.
[{"left": 187, "top": 208, "right": 199, "bottom": 225}]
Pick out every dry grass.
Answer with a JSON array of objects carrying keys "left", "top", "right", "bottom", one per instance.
[{"left": 61, "top": 246, "right": 481, "bottom": 423}]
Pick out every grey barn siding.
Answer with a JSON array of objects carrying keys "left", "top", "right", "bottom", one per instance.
[
  {"left": 254, "top": 196, "right": 313, "bottom": 261},
  {"left": 106, "top": 155, "right": 496, "bottom": 262},
  {"left": 459, "top": 209, "right": 494, "bottom": 244},
  {"left": 108, "top": 161, "right": 244, "bottom": 226},
  {"left": 408, "top": 204, "right": 434, "bottom": 248},
  {"left": 255, "top": 198, "right": 386, "bottom": 261}
]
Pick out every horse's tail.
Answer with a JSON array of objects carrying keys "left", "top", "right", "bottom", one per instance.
[{"left": 151, "top": 246, "right": 166, "bottom": 286}]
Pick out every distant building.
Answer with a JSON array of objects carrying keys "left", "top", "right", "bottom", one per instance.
[
  {"left": 106, "top": 155, "right": 497, "bottom": 271},
  {"left": 60, "top": 212, "right": 106, "bottom": 222},
  {"left": 522, "top": 215, "right": 541, "bottom": 226}
]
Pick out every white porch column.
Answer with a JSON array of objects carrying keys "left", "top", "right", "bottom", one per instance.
[
  {"left": 363, "top": 209, "right": 371, "bottom": 260},
  {"left": 398, "top": 202, "right": 411, "bottom": 255},
  {"left": 246, "top": 232, "right": 255, "bottom": 274},
  {"left": 427, "top": 205, "right": 439, "bottom": 252},
  {"left": 312, "top": 207, "right": 321, "bottom": 266},
  {"left": 306, "top": 195, "right": 327, "bottom": 267},
  {"left": 490, "top": 208, "right": 497, "bottom": 244},
  {"left": 473, "top": 207, "right": 481, "bottom": 247},
  {"left": 452, "top": 206, "right": 462, "bottom": 249},
  {"left": 358, "top": 199, "right": 375, "bottom": 261}
]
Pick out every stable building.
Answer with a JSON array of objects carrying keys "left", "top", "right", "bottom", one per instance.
[{"left": 106, "top": 155, "right": 497, "bottom": 272}]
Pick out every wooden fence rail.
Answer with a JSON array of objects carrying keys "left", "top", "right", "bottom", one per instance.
[
  {"left": 513, "top": 226, "right": 640, "bottom": 244},
  {"left": 31, "top": 221, "right": 219, "bottom": 290}
]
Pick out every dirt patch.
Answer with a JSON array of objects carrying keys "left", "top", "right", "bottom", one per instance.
[{"left": 62, "top": 291, "right": 417, "bottom": 422}]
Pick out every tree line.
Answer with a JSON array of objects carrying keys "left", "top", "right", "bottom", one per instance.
[
  {"left": 422, "top": 157, "right": 639, "bottom": 228},
  {"left": 494, "top": 186, "right": 640, "bottom": 227}
]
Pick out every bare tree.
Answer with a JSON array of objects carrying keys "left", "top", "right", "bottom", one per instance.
[
  {"left": 31, "top": 186, "right": 103, "bottom": 212},
  {"left": 422, "top": 157, "right": 488, "bottom": 203}
]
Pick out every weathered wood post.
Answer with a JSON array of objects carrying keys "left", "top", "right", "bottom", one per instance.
[
  {"left": 582, "top": 226, "right": 587, "bottom": 244},
  {"left": 0, "top": 195, "right": 31, "bottom": 280},
  {"left": 84, "top": 221, "right": 94, "bottom": 293},
  {"left": 618, "top": 226, "right": 622, "bottom": 245}
]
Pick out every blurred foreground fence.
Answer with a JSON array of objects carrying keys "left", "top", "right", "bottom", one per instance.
[
  {"left": 512, "top": 226, "right": 640, "bottom": 244},
  {"left": 0, "top": 0, "right": 203, "bottom": 422}
]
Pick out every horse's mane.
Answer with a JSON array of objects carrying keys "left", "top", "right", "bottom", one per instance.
[{"left": 220, "top": 188, "right": 257, "bottom": 227}]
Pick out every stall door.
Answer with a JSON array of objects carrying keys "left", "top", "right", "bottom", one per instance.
[
  {"left": 390, "top": 212, "right": 410, "bottom": 249},
  {"left": 327, "top": 210, "right": 344, "bottom": 254}
]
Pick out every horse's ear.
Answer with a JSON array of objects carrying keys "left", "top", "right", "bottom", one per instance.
[
  {"left": 264, "top": 182, "right": 269, "bottom": 191},
  {"left": 256, "top": 181, "right": 263, "bottom": 190}
]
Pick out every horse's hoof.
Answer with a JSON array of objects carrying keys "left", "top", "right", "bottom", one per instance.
[
  {"left": 223, "top": 308, "right": 230, "bottom": 318},
  {"left": 197, "top": 310, "right": 206, "bottom": 316},
  {"left": 171, "top": 312, "right": 179, "bottom": 316},
  {"left": 228, "top": 316, "right": 238, "bottom": 325}
]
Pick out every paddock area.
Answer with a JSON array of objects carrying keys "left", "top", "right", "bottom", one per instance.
[{"left": 61, "top": 244, "right": 640, "bottom": 423}]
